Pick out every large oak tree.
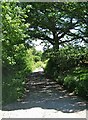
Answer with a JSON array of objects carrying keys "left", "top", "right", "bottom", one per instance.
[{"left": 25, "top": 2, "right": 88, "bottom": 50}]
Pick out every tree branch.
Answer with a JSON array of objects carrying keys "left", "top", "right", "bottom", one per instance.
[
  {"left": 59, "top": 38, "right": 75, "bottom": 44},
  {"left": 58, "top": 32, "right": 66, "bottom": 40},
  {"left": 67, "top": 32, "right": 88, "bottom": 43},
  {"left": 40, "top": 34, "right": 55, "bottom": 45}
]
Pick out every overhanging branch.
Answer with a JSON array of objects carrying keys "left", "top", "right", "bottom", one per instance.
[
  {"left": 67, "top": 32, "right": 88, "bottom": 43},
  {"left": 59, "top": 38, "right": 75, "bottom": 44}
]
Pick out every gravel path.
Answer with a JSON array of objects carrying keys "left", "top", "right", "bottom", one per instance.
[{"left": 1, "top": 68, "right": 87, "bottom": 119}]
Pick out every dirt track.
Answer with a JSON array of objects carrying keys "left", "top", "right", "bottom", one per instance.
[{"left": 1, "top": 68, "right": 87, "bottom": 119}]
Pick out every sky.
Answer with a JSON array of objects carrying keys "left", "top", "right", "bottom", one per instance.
[
  {"left": 32, "top": 35, "right": 86, "bottom": 52},
  {"left": 32, "top": 40, "right": 45, "bottom": 52},
  {"left": 33, "top": 40, "right": 85, "bottom": 52}
]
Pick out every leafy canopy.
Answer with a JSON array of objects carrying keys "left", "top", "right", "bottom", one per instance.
[{"left": 25, "top": 2, "right": 88, "bottom": 50}]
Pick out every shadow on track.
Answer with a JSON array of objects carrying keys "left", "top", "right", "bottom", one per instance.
[{"left": 2, "top": 70, "right": 86, "bottom": 113}]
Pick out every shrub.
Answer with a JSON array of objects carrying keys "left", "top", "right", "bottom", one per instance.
[
  {"left": 45, "top": 46, "right": 88, "bottom": 99},
  {"left": 2, "top": 71, "right": 25, "bottom": 105},
  {"left": 64, "top": 75, "right": 77, "bottom": 92}
]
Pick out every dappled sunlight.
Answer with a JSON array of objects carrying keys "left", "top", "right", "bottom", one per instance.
[
  {"left": 2, "top": 2, "right": 88, "bottom": 119},
  {"left": 3, "top": 71, "right": 86, "bottom": 115}
]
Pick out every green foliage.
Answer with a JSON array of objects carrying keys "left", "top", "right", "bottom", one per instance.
[
  {"left": 2, "top": 71, "right": 25, "bottom": 105},
  {"left": 24, "top": 2, "right": 88, "bottom": 50},
  {"left": 33, "top": 49, "right": 42, "bottom": 62},
  {"left": 25, "top": 48, "right": 44, "bottom": 71},
  {"left": 45, "top": 46, "right": 88, "bottom": 99},
  {"left": 64, "top": 67, "right": 88, "bottom": 98},
  {"left": 2, "top": 2, "right": 31, "bottom": 104},
  {"left": 2, "top": 2, "right": 29, "bottom": 69},
  {"left": 74, "top": 67, "right": 88, "bottom": 97},
  {"left": 2, "top": 2, "right": 88, "bottom": 104},
  {"left": 25, "top": 49, "right": 35, "bottom": 72},
  {"left": 2, "top": 45, "right": 43, "bottom": 104}
]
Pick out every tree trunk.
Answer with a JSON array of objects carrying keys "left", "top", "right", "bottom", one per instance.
[{"left": 53, "top": 32, "right": 59, "bottom": 51}]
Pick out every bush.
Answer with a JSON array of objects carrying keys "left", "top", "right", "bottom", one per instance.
[
  {"left": 45, "top": 46, "right": 88, "bottom": 99},
  {"left": 75, "top": 69, "right": 88, "bottom": 97},
  {"left": 2, "top": 71, "right": 25, "bottom": 105},
  {"left": 45, "top": 57, "right": 59, "bottom": 78},
  {"left": 64, "top": 75, "right": 77, "bottom": 92}
]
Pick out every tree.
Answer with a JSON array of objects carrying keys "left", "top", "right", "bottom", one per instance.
[
  {"left": 25, "top": 2, "right": 88, "bottom": 51},
  {"left": 2, "top": 2, "right": 29, "bottom": 69}
]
